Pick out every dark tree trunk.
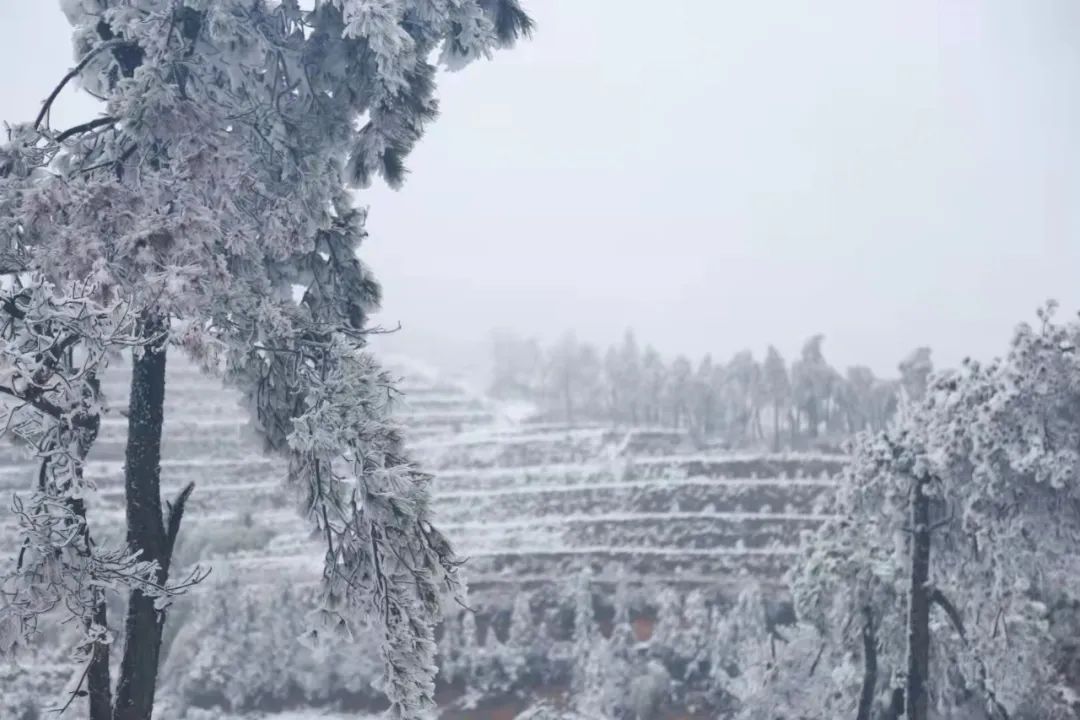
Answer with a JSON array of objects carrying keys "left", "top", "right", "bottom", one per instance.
[
  {"left": 113, "top": 314, "right": 168, "bottom": 720},
  {"left": 87, "top": 595, "right": 113, "bottom": 720},
  {"left": 883, "top": 687, "right": 905, "bottom": 720},
  {"left": 905, "top": 472, "right": 932, "bottom": 720},
  {"left": 856, "top": 606, "right": 877, "bottom": 720}
]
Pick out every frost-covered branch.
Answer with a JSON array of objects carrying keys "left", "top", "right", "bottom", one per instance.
[
  {"left": 0, "top": 280, "right": 199, "bottom": 671},
  {"left": 33, "top": 39, "right": 137, "bottom": 131}
]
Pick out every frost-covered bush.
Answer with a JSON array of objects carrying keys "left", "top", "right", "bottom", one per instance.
[{"left": 161, "top": 580, "right": 384, "bottom": 714}]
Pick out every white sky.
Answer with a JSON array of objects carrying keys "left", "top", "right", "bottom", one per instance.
[{"left": 2, "top": 2, "right": 1079, "bottom": 377}]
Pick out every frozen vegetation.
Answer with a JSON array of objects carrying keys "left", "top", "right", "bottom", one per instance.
[
  {"left": 0, "top": 352, "right": 834, "bottom": 718},
  {"left": 9, "top": 307, "right": 1080, "bottom": 719},
  {"left": 0, "top": 3, "right": 1077, "bottom": 720}
]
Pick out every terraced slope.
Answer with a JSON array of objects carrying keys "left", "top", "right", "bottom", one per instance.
[
  {"left": 0, "top": 353, "right": 850, "bottom": 718},
  {"left": 0, "top": 354, "right": 844, "bottom": 593}
]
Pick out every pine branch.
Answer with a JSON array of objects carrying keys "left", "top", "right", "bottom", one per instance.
[
  {"left": 34, "top": 40, "right": 136, "bottom": 130},
  {"left": 55, "top": 116, "right": 117, "bottom": 143}
]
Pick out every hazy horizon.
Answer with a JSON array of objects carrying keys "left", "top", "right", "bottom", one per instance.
[{"left": 4, "top": 2, "right": 1079, "bottom": 379}]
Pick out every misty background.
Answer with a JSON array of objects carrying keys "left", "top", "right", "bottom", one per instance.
[{"left": 3, "top": 1, "right": 1079, "bottom": 382}]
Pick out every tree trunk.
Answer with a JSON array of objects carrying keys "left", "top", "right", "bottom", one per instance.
[
  {"left": 113, "top": 314, "right": 169, "bottom": 720},
  {"left": 563, "top": 374, "right": 573, "bottom": 426},
  {"left": 772, "top": 404, "right": 780, "bottom": 452},
  {"left": 856, "top": 606, "right": 877, "bottom": 720},
  {"left": 88, "top": 594, "right": 113, "bottom": 720},
  {"left": 883, "top": 687, "right": 905, "bottom": 720},
  {"left": 905, "top": 472, "right": 932, "bottom": 720},
  {"left": 62, "top": 380, "right": 111, "bottom": 720},
  {"left": 70, "top": 490, "right": 112, "bottom": 719}
]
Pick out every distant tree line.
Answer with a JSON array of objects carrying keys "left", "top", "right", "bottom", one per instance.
[{"left": 489, "top": 330, "right": 935, "bottom": 451}]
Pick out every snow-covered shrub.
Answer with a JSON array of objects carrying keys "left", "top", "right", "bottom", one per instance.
[{"left": 162, "top": 580, "right": 384, "bottom": 715}]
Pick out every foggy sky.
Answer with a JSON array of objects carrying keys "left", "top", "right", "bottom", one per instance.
[{"left": 2, "top": 2, "right": 1079, "bottom": 378}]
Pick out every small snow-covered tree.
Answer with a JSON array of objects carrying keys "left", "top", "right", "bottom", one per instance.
[
  {"left": 543, "top": 333, "right": 603, "bottom": 425},
  {"left": 724, "top": 350, "right": 764, "bottom": 444},
  {"left": 650, "top": 586, "right": 682, "bottom": 658},
  {"left": 640, "top": 346, "right": 666, "bottom": 426},
  {"left": 489, "top": 329, "right": 543, "bottom": 401},
  {"left": 570, "top": 568, "right": 595, "bottom": 691},
  {"left": 614, "top": 330, "right": 644, "bottom": 425},
  {"left": 681, "top": 589, "right": 710, "bottom": 678},
  {"left": 898, "top": 346, "right": 933, "bottom": 403},
  {"left": 839, "top": 365, "right": 877, "bottom": 434},
  {"left": 791, "top": 334, "right": 838, "bottom": 441},
  {"left": 0, "top": 2, "right": 532, "bottom": 718},
  {"left": 690, "top": 354, "right": 718, "bottom": 439}
]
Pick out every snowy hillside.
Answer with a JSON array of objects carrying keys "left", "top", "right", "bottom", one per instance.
[{"left": 0, "top": 353, "right": 846, "bottom": 719}]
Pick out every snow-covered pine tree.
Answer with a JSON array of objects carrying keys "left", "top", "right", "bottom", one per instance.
[
  {"left": 897, "top": 346, "right": 933, "bottom": 403},
  {"left": 778, "top": 303, "right": 1080, "bottom": 719},
  {"left": 666, "top": 355, "right": 694, "bottom": 431},
  {"left": 691, "top": 354, "right": 717, "bottom": 439},
  {"left": 650, "top": 585, "right": 682, "bottom": 658},
  {"left": 681, "top": 589, "right": 710, "bottom": 678},
  {"left": 616, "top": 330, "right": 643, "bottom": 425},
  {"left": 0, "top": 2, "right": 531, "bottom": 718},
  {"left": 640, "top": 346, "right": 666, "bottom": 426},
  {"left": 761, "top": 346, "right": 790, "bottom": 452},
  {"left": 570, "top": 568, "right": 595, "bottom": 683}
]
